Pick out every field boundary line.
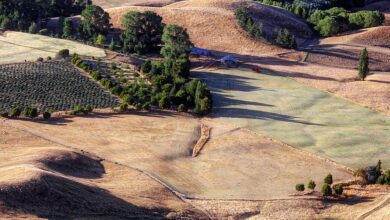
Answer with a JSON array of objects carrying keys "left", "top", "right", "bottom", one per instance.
[{"left": 2, "top": 118, "right": 214, "bottom": 219}]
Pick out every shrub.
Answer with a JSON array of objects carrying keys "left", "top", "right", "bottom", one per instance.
[
  {"left": 334, "top": 184, "right": 343, "bottom": 195},
  {"left": 295, "top": 183, "right": 305, "bottom": 192},
  {"left": 55, "top": 49, "right": 70, "bottom": 59},
  {"left": 46, "top": 56, "right": 52, "bottom": 61},
  {"left": 235, "top": 4, "right": 263, "bottom": 40},
  {"left": 308, "top": 180, "right": 316, "bottom": 190},
  {"left": 141, "top": 60, "right": 152, "bottom": 74},
  {"left": 108, "top": 38, "right": 115, "bottom": 50},
  {"left": 38, "top": 29, "right": 50, "bottom": 36},
  {"left": 321, "top": 184, "right": 332, "bottom": 196},
  {"left": 119, "top": 103, "right": 128, "bottom": 112},
  {"left": 85, "top": 104, "right": 94, "bottom": 113},
  {"left": 0, "top": 111, "right": 9, "bottom": 117},
  {"left": 95, "top": 34, "right": 106, "bottom": 47},
  {"left": 178, "top": 104, "right": 187, "bottom": 112},
  {"left": 28, "top": 22, "right": 38, "bottom": 34},
  {"left": 10, "top": 107, "right": 21, "bottom": 118},
  {"left": 324, "top": 174, "right": 333, "bottom": 184},
  {"left": 134, "top": 103, "right": 142, "bottom": 110},
  {"left": 275, "top": 28, "right": 297, "bottom": 49},
  {"left": 358, "top": 48, "right": 369, "bottom": 81},
  {"left": 158, "top": 95, "right": 169, "bottom": 109},
  {"left": 43, "top": 111, "right": 51, "bottom": 119}
]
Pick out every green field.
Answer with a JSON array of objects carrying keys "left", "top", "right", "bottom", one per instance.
[
  {"left": 0, "top": 32, "right": 105, "bottom": 64},
  {"left": 194, "top": 68, "right": 390, "bottom": 169}
]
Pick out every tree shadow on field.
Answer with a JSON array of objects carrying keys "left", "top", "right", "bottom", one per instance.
[
  {"left": 20, "top": 110, "right": 185, "bottom": 126},
  {"left": 193, "top": 69, "right": 323, "bottom": 126}
]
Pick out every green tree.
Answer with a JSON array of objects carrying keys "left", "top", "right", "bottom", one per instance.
[
  {"left": 161, "top": 24, "right": 193, "bottom": 79},
  {"left": 308, "top": 180, "right": 316, "bottom": 190},
  {"left": 358, "top": 48, "right": 369, "bottom": 80},
  {"left": 108, "top": 37, "right": 115, "bottom": 50},
  {"left": 321, "top": 184, "right": 332, "bottom": 196},
  {"left": 275, "top": 28, "right": 297, "bottom": 49},
  {"left": 43, "top": 111, "right": 51, "bottom": 119},
  {"left": 10, "top": 107, "right": 21, "bottom": 118},
  {"left": 295, "top": 184, "right": 305, "bottom": 192},
  {"left": 334, "top": 184, "right": 343, "bottom": 195},
  {"left": 80, "top": 5, "right": 111, "bottom": 39},
  {"left": 315, "top": 16, "right": 340, "bottom": 37},
  {"left": 324, "top": 174, "right": 333, "bottom": 184},
  {"left": 120, "top": 11, "right": 164, "bottom": 54},
  {"left": 95, "top": 34, "right": 106, "bottom": 47},
  {"left": 62, "top": 18, "right": 73, "bottom": 38},
  {"left": 28, "top": 22, "right": 38, "bottom": 34}
]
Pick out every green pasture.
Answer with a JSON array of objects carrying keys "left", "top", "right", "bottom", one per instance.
[{"left": 194, "top": 68, "right": 390, "bottom": 169}]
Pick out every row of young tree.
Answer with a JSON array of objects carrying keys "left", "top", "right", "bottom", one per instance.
[
  {"left": 0, "top": 106, "right": 51, "bottom": 119},
  {"left": 234, "top": 4, "right": 297, "bottom": 49},
  {"left": 70, "top": 11, "right": 212, "bottom": 115},
  {"left": 295, "top": 174, "right": 344, "bottom": 196}
]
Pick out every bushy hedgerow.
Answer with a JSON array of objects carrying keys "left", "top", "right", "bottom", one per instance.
[
  {"left": 308, "top": 7, "right": 384, "bottom": 36},
  {"left": 235, "top": 4, "right": 263, "bottom": 40}
]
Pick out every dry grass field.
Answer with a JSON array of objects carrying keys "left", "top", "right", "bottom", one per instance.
[
  {"left": 0, "top": 32, "right": 105, "bottom": 64},
  {"left": 93, "top": 0, "right": 181, "bottom": 8},
  {"left": 0, "top": 121, "right": 206, "bottom": 219},
  {"left": 1, "top": 113, "right": 352, "bottom": 200},
  {"left": 106, "top": 0, "right": 312, "bottom": 56}
]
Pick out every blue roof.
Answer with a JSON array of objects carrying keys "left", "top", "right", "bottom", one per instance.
[{"left": 221, "top": 55, "right": 238, "bottom": 63}]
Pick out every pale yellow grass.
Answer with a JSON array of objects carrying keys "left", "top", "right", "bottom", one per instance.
[
  {"left": 106, "top": 1, "right": 287, "bottom": 55},
  {"left": 0, "top": 32, "right": 105, "bottom": 64}
]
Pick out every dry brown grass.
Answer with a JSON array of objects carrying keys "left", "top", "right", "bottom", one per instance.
[
  {"left": 93, "top": 0, "right": 181, "bottom": 8},
  {"left": 106, "top": 0, "right": 312, "bottom": 56},
  {"left": 0, "top": 121, "right": 204, "bottom": 219},
  {"left": 1, "top": 113, "right": 352, "bottom": 200}
]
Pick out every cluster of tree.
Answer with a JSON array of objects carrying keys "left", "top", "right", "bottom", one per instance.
[
  {"left": 235, "top": 4, "right": 297, "bottom": 49},
  {"left": 355, "top": 160, "right": 390, "bottom": 185},
  {"left": 71, "top": 21, "right": 213, "bottom": 115},
  {"left": 295, "top": 173, "right": 344, "bottom": 196},
  {"left": 141, "top": 24, "right": 212, "bottom": 115},
  {"left": 308, "top": 7, "right": 385, "bottom": 36},
  {"left": 257, "top": 0, "right": 365, "bottom": 14},
  {"left": 0, "top": 106, "right": 51, "bottom": 119},
  {"left": 0, "top": 0, "right": 90, "bottom": 31},
  {"left": 69, "top": 104, "right": 94, "bottom": 115}
]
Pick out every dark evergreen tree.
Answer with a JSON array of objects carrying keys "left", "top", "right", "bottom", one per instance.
[
  {"left": 80, "top": 5, "right": 111, "bottom": 40},
  {"left": 120, "top": 11, "right": 164, "bottom": 54},
  {"left": 358, "top": 48, "right": 369, "bottom": 80}
]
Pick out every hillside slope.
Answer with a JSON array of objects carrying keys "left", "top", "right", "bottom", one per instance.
[{"left": 107, "top": 0, "right": 312, "bottom": 56}]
